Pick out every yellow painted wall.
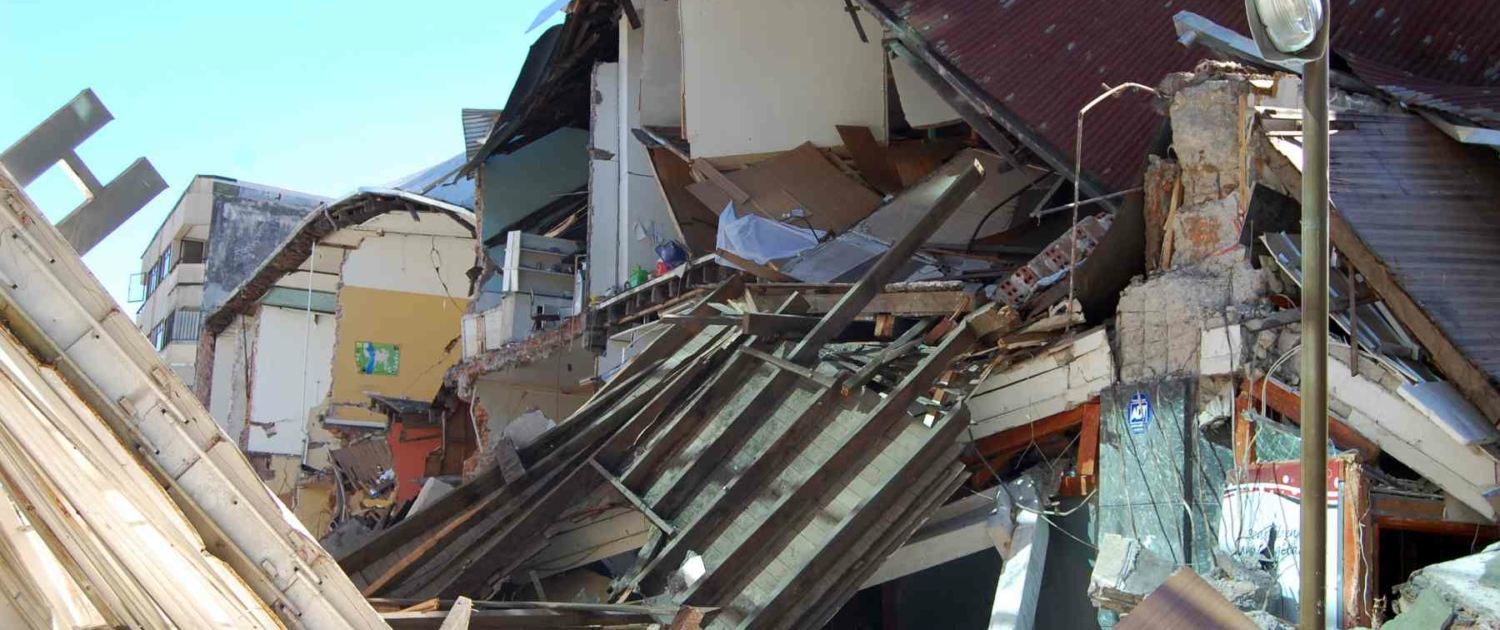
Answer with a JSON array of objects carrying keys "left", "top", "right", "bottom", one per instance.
[{"left": 330, "top": 286, "right": 467, "bottom": 423}]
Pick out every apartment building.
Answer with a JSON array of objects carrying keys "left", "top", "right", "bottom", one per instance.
[{"left": 132, "top": 175, "right": 326, "bottom": 387}]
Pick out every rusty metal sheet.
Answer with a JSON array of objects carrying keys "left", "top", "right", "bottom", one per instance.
[
  {"left": 874, "top": 0, "right": 1500, "bottom": 191},
  {"left": 1328, "top": 113, "right": 1500, "bottom": 386}
]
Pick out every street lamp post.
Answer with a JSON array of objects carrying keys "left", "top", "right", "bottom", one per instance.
[{"left": 1243, "top": 0, "right": 1331, "bottom": 627}]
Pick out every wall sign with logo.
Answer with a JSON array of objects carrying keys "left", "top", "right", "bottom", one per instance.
[
  {"left": 1126, "top": 392, "right": 1153, "bottom": 435},
  {"left": 355, "top": 341, "right": 400, "bottom": 376}
]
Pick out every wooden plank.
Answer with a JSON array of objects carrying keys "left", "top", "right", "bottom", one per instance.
[
  {"left": 678, "top": 322, "right": 977, "bottom": 607},
  {"left": 842, "top": 319, "right": 931, "bottom": 395},
  {"left": 1342, "top": 460, "right": 1373, "bottom": 628},
  {"left": 438, "top": 596, "right": 473, "bottom": 630},
  {"left": 600, "top": 276, "right": 744, "bottom": 399},
  {"left": 738, "top": 347, "right": 831, "bottom": 388},
  {"left": 687, "top": 143, "right": 883, "bottom": 234},
  {"left": 382, "top": 609, "right": 658, "bottom": 629},
  {"left": 748, "top": 287, "right": 973, "bottom": 317},
  {"left": 836, "top": 125, "right": 903, "bottom": 195},
  {"left": 614, "top": 0, "right": 641, "bottom": 29},
  {"left": 659, "top": 314, "right": 740, "bottom": 327},
  {"left": 1076, "top": 402, "right": 1101, "bottom": 493},
  {"left": 970, "top": 402, "right": 1095, "bottom": 459},
  {"left": 690, "top": 159, "right": 751, "bottom": 205},
  {"left": 590, "top": 459, "right": 677, "bottom": 536},
  {"left": 787, "top": 466, "right": 967, "bottom": 630},
  {"left": 746, "top": 407, "right": 971, "bottom": 630},
  {"left": 787, "top": 161, "right": 984, "bottom": 366},
  {"left": 714, "top": 249, "right": 798, "bottom": 282},
  {"left": 630, "top": 372, "right": 851, "bottom": 595},
  {"left": 740, "top": 312, "right": 820, "bottom": 338}
]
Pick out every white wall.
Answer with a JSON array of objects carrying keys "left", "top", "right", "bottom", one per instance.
[
  {"left": 890, "top": 53, "right": 961, "bottom": 128},
  {"left": 246, "top": 306, "right": 336, "bottom": 455},
  {"left": 639, "top": 0, "right": 683, "bottom": 128},
  {"left": 338, "top": 229, "right": 473, "bottom": 297},
  {"left": 618, "top": 20, "right": 679, "bottom": 292},
  {"left": 680, "top": 0, "right": 887, "bottom": 157},
  {"left": 590, "top": 62, "right": 624, "bottom": 299}
]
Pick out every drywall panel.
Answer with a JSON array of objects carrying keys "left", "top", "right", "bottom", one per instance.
[
  {"left": 680, "top": 0, "right": 886, "bottom": 157},
  {"left": 246, "top": 306, "right": 336, "bottom": 455},
  {"left": 639, "top": 0, "right": 683, "bottom": 128},
  {"left": 338, "top": 233, "right": 473, "bottom": 297},
  {"left": 890, "top": 54, "right": 962, "bottom": 128},
  {"left": 329, "top": 286, "right": 465, "bottom": 425}
]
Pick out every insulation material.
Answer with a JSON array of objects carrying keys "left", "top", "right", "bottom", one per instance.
[
  {"left": 890, "top": 52, "right": 962, "bottom": 128},
  {"left": 246, "top": 306, "right": 335, "bottom": 455},
  {"left": 686, "top": 143, "right": 883, "bottom": 234},
  {"left": 680, "top": 0, "right": 886, "bottom": 157}
]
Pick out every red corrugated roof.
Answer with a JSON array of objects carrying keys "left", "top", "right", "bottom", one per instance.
[
  {"left": 1346, "top": 54, "right": 1500, "bottom": 125},
  {"left": 885, "top": 0, "right": 1500, "bottom": 190}
]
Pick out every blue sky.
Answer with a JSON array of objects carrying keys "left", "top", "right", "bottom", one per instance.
[{"left": 0, "top": 0, "right": 562, "bottom": 311}]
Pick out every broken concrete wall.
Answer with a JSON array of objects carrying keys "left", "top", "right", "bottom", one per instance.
[{"left": 201, "top": 180, "right": 325, "bottom": 314}]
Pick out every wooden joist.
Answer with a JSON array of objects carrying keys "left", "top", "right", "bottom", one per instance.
[
  {"left": 677, "top": 321, "right": 977, "bottom": 608},
  {"left": 630, "top": 372, "right": 854, "bottom": 595},
  {"left": 842, "top": 318, "right": 932, "bottom": 395},
  {"left": 740, "top": 313, "right": 820, "bottom": 338},
  {"left": 590, "top": 459, "right": 676, "bottom": 536},
  {"left": 737, "top": 347, "right": 833, "bottom": 388},
  {"left": 787, "top": 162, "right": 985, "bottom": 366}
]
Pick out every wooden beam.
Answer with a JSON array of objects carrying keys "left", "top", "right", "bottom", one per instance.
[
  {"left": 787, "top": 162, "right": 985, "bottom": 366},
  {"left": 837, "top": 125, "right": 903, "bottom": 195},
  {"left": 842, "top": 319, "right": 932, "bottom": 395},
  {"left": 589, "top": 459, "right": 676, "bottom": 537},
  {"left": 614, "top": 0, "right": 641, "bottom": 29},
  {"left": 970, "top": 402, "right": 1097, "bottom": 459},
  {"left": 738, "top": 347, "right": 832, "bottom": 388},
  {"left": 1076, "top": 403, "right": 1101, "bottom": 494},
  {"left": 745, "top": 407, "right": 971, "bottom": 630},
  {"left": 438, "top": 597, "right": 473, "bottom": 630},
  {"left": 600, "top": 276, "right": 744, "bottom": 399},
  {"left": 630, "top": 371, "right": 851, "bottom": 595},
  {"left": 679, "top": 322, "right": 977, "bottom": 607},
  {"left": 658, "top": 314, "right": 739, "bottom": 327},
  {"left": 740, "top": 312, "right": 820, "bottom": 338},
  {"left": 691, "top": 159, "right": 750, "bottom": 205},
  {"left": 714, "top": 249, "right": 797, "bottom": 282},
  {"left": 1241, "top": 378, "right": 1381, "bottom": 461}
]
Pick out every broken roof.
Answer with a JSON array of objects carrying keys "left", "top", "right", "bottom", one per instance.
[
  {"left": 201, "top": 167, "right": 477, "bottom": 337},
  {"left": 864, "top": 0, "right": 1500, "bottom": 191}
]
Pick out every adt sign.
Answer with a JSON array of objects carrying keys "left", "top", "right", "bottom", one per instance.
[{"left": 1126, "top": 392, "right": 1153, "bottom": 435}]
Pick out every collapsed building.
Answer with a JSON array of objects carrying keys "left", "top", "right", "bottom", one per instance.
[{"left": 5, "top": 0, "right": 1500, "bottom": 629}]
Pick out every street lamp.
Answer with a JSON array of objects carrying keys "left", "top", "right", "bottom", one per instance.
[{"left": 1244, "top": 0, "right": 1331, "bottom": 627}]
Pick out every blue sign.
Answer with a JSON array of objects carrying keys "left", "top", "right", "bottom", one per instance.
[{"left": 1127, "top": 393, "right": 1153, "bottom": 435}]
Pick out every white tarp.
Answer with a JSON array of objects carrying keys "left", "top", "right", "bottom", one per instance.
[{"left": 715, "top": 203, "right": 823, "bottom": 265}]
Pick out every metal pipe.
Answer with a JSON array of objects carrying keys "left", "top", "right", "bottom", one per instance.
[{"left": 1299, "top": 27, "right": 1332, "bottom": 628}]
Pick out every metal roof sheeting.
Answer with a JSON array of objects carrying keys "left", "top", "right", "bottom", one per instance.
[
  {"left": 462, "top": 108, "right": 502, "bottom": 160},
  {"left": 1346, "top": 54, "right": 1500, "bottom": 126},
  {"left": 880, "top": 0, "right": 1500, "bottom": 191},
  {"left": 1327, "top": 113, "right": 1500, "bottom": 384}
]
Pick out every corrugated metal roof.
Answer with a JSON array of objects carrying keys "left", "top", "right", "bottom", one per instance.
[
  {"left": 1327, "top": 112, "right": 1500, "bottom": 384},
  {"left": 385, "top": 153, "right": 476, "bottom": 211},
  {"left": 462, "top": 108, "right": 502, "bottom": 161},
  {"left": 881, "top": 0, "right": 1500, "bottom": 191},
  {"left": 1346, "top": 54, "right": 1500, "bottom": 126}
]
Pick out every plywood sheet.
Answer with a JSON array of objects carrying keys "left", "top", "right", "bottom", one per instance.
[
  {"left": 648, "top": 148, "right": 718, "bottom": 255},
  {"left": 686, "top": 143, "right": 882, "bottom": 234}
]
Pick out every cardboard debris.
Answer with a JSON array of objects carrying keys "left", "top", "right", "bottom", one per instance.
[
  {"left": 686, "top": 142, "right": 883, "bottom": 234},
  {"left": 1115, "top": 568, "right": 1260, "bottom": 630}
]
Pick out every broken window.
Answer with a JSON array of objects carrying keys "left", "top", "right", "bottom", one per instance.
[{"left": 179, "top": 238, "right": 206, "bottom": 265}]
